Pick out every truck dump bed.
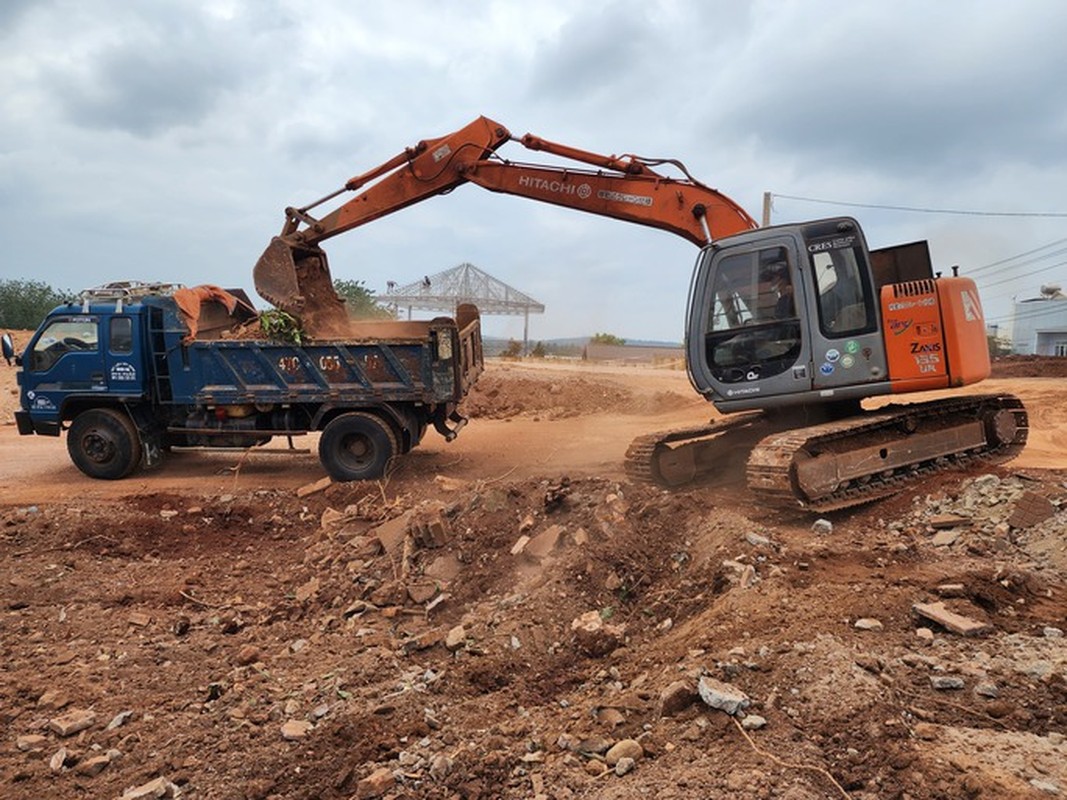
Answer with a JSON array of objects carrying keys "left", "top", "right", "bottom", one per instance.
[{"left": 153, "top": 296, "right": 482, "bottom": 408}]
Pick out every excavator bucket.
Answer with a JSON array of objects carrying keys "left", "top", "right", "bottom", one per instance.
[
  {"left": 253, "top": 238, "right": 306, "bottom": 314},
  {"left": 253, "top": 238, "right": 350, "bottom": 339}
]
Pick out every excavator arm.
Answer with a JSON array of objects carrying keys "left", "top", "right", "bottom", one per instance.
[{"left": 253, "top": 115, "right": 758, "bottom": 337}]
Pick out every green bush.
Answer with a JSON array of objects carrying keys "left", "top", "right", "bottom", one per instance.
[{"left": 0, "top": 280, "right": 74, "bottom": 330}]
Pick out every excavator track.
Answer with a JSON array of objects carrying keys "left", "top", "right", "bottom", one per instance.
[
  {"left": 624, "top": 412, "right": 773, "bottom": 488},
  {"left": 626, "top": 394, "right": 1028, "bottom": 513},
  {"left": 747, "top": 394, "right": 1028, "bottom": 512}
]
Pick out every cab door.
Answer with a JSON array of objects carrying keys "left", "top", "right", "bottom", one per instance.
[
  {"left": 102, "top": 314, "right": 147, "bottom": 395},
  {"left": 686, "top": 235, "right": 814, "bottom": 405}
]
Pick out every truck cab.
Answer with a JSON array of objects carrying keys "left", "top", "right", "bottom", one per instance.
[{"left": 16, "top": 300, "right": 151, "bottom": 438}]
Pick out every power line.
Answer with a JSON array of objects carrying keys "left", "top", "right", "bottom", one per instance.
[{"left": 771, "top": 193, "right": 1067, "bottom": 219}]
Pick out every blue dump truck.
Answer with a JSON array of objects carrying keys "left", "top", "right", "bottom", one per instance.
[{"left": 13, "top": 282, "right": 483, "bottom": 481}]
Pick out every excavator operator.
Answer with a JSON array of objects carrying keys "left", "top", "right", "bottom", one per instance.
[{"left": 762, "top": 262, "right": 795, "bottom": 319}]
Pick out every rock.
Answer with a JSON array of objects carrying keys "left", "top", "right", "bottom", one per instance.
[
  {"left": 406, "top": 581, "right": 440, "bottom": 604},
  {"left": 811, "top": 518, "right": 833, "bottom": 535},
  {"left": 974, "top": 682, "right": 999, "bottom": 698},
  {"left": 935, "top": 583, "right": 967, "bottom": 597},
  {"left": 614, "top": 756, "right": 636, "bottom": 776},
  {"left": 605, "top": 739, "right": 643, "bottom": 766},
  {"left": 428, "top": 754, "right": 452, "bottom": 780},
  {"left": 745, "top": 531, "right": 772, "bottom": 547},
  {"left": 1008, "top": 492, "right": 1055, "bottom": 528},
  {"left": 296, "top": 476, "right": 332, "bottom": 498},
  {"left": 571, "top": 610, "right": 625, "bottom": 657},
  {"left": 1029, "top": 778, "right": 1061, "bottom": 795},
  {"left": 741, "top": 714, "right": 767, "bottom": 730},
  {"left": 107, "top": 710, "right": 136, "bottom": 730},
  {"left": 371, "top": 511, "right": 413, "bottom": 555},
  {"left": 510, "top": 535, "right": 531, "bottom": 555},
  {"left": 281, "top": 720, "right": 314, "bottom": 740},
  {"left": 930, "top": 676, "right": 965, "bottom": 690},
  {"left": 739, "top": 564, "right": 758, "bottom": 589},
  {"left": 915, "top": 627, "right": 935, "bottom": 644},
  {"left": 295, "top": 576, "right": 320, "bottom": 603},
  {"left": 49, "top": 747, "right": 71, "bottom": 772},
  {"left": 37, "top": 690, "right": 70, "bottom": 711},
  {"left": 76, "top": 754, "right": 111, "bottom": 777},
  {"left": 128, "top": 611, "right": 152, "bottom": 627},
  {"left": 17, "top": 734, "right": 48, "bottom": 751},
  {"left": 931, "top": 529, "right": 961, "bottom": 547},
  {"left": 49, "top": 708, "right": 96, "bottom": 737},
  {"left": 320, "top": 506, "right": 346, "bottom": 531},
  {"left": 596, "top": 707, "right": 626, "bottom": 729},
  {"left": 445, "top": 624, "right": 467, "bottom": 652},
  {"left": 929, "top": 513, "right": 970, "bottom": 529},
  {"left": 411, "top": 511, "right": 449, "bottom": 548},
  {"left": 121, "top": 777, "right": 181, "bottom": 799},
  {"left": 355, "top": 767, "right": 396, "bottom": 798},
  {"left": 912, "top": 601, "right": 990, "bottom": 636},
  {"left": 584, "top": 760, "right": 608, "bottom": 776},
  {"left": 423, "top": 554, "right": 462, "bottom": 582},
  {"left": 1044, "top": 627, "right": 1064, "bottom": 639},
  {"left": 576, "top": 736, "right": 614, "bottom": 755},
  {"left": 854, "top": 618, "right": 884, "bottom": 631},
  {"left": 236, "top": 645, "right": 261, "bottom": 666},
  {"left": 525, "top": 523, "right": 565, "bottom": 559},
  {"left": 697, "top": 676, "right": 751, "bottom": 716}
]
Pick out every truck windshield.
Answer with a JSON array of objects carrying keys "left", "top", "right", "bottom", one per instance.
[{"left": 31, "top": 318, "right": 99, "bottom": 371}]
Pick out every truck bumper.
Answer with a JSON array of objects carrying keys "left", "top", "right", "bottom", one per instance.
[{"left": 15, "top": 411, "right": 60, "bottom": 436}]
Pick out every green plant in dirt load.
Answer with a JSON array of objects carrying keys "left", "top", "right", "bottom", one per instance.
[{"left": 259, "top": 309, "right": 304, "bottom": 343}]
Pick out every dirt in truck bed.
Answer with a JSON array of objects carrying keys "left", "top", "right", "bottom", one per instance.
[{"left": 1, "top": 354, "right": 1066, "bottom": 799}]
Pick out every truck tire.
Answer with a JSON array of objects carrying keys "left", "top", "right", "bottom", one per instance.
[
  {"left": 318, "top": 412, "right": 398, "bottom": 481},
  {"left": 67, "top": 408, "right": 144, "bottom": 480}
]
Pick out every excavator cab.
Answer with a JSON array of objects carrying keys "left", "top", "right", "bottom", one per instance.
[{"left": 686, "top": 217, "right": 890, "bottom": 413}]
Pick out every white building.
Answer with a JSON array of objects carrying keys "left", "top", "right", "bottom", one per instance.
[{"left": 1011, "top": 285, "right": 1067, "bottom": 356}]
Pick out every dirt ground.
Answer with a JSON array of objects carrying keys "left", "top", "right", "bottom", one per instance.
[{"left": 1, "top": 351, "right": 1066, "bottom": 800}]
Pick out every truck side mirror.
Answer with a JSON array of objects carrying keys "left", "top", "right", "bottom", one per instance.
[{"left": 1, "top": 333, "right": 13, "bottom": 366}]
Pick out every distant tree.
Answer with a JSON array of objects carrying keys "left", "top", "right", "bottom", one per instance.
[
  {"left": 987, "top": 334, "right": 1012, "bottom": 358},
  {"left": 0, "top": 280, "right": 74, "bottom": 330},
  {"left": 501, "top": 339, "right": 522, "bottom": 359},
  {"left": 590, "top": 332, "right": 626, "bottom": 346},
  {"left": 333, "top": 279, "right": 392, "bottom": 320},
  {"left": 530, "top": 341, "right": 546, "bottom": 358}
]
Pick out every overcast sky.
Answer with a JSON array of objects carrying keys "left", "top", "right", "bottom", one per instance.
[{"left": 3, "top": 0, "right": 1066, "bottom": 342}]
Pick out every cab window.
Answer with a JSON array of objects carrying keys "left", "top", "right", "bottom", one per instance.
[
  {"left": 30, "top": 319, "right": 98, "bottom": 371},
  {"left": 110, "top": 317, "right": 133, "bottom": 354},
  {"left": 809, "top": 243, "right": 876, "bottom": 336}
]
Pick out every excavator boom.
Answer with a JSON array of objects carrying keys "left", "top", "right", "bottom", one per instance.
[{"left": 253, "top": 115, "right": 757, "bottom": 337}]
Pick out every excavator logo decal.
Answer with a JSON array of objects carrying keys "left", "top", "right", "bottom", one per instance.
[{"left": 517, "top": 175, "right": 590, "bottom": 198}]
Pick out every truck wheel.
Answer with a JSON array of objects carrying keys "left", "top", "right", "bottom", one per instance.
[
  {"left": 67, "top": 408, "right": 143, "bottom": 480},
  {"left": 319, "top": 412, "right": 398, "bottom": 481}
]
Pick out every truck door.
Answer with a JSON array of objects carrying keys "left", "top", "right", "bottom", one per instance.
[
  {"left": 102, "top": 314, "right": 146, "bottom": 395},
  {"left": 23, "top": 315, "right": 105, "bottom": 424}
]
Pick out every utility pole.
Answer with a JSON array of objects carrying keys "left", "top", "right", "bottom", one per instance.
[{"left": 762, "top": 192, "right": 772, "bottom": 227}]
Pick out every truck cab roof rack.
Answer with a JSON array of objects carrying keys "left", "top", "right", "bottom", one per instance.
[{"left": 79, "top": 281, "right": 186, "bottom": 312}]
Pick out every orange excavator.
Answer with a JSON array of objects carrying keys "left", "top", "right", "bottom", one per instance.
[{"left": 254, "top": 115, "right": 1027, "bottom": 510}]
